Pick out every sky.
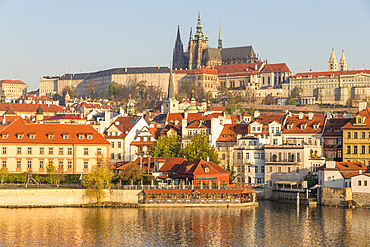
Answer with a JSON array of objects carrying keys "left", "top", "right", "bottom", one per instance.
[{"left": 0, "top": 0, "right": 369, "bottom": 91}]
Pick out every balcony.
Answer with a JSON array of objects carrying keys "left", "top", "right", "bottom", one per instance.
[{"left": 265, "top": 158, "right": 301, "bottom": 164}]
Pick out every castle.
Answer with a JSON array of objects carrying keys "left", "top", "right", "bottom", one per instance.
[{"left": 173, "top": 12, "right": 259, "bottom": 70}]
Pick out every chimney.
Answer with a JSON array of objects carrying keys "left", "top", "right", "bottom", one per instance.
[
  {"left": 326, "top": 161, "right": 336, "bottom": 169},
  {"left": 359, "top": 102, "right": 368, "bottom": 113}
]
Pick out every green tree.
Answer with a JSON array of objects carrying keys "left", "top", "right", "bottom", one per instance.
[
  {"left": 119, "top": 163, "right": 142, "bottom": 185},
  {"left": 304, "top": 172, "right": 318, "bottom": 188},
  {"left": 46, "top": 161, "right": 56, "bottom": 185},
  {"left": 249, "top": 107, "right": 255, "bottom": 118},
  {"left": 285, "top": 95, "right": 296, "bottom": 105},
  {"left": 82, "top": 159, "right": 114, "bottom": 204},
  {"left": 152, "top": 135, "right": 182, "bottom": 158},
  {"left": 226, "top": 165, "right": 236, "bottom": 184},
  {"left": 182, "top": 132, "right": 219, "bottom": 164},
  {"left": 106, "top": 81, "right": 120, "bottom": 99},
  {"left": 62, "top": 85, "right": 79, "bottom": 98},
  {"left": 0, "top": 168, "right": 8, "bottom": 185}
]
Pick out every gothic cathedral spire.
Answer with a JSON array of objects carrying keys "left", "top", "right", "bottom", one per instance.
[
  {"left": 218, "top": 24, "right": 223, "bottom": 51},
  {"left": 172, "top": 25, "right": 185, "bottom": 70},
  {"left": 163, "top": 62, "right": 179, "bottom": 114}
]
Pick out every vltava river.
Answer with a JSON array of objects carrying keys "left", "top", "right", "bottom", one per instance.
[{"left": 0, "top": 201, "right": 369, "bottom": 246}]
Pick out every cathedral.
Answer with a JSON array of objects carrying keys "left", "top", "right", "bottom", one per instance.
[{"left": 173, "top": 12, "right": 259, "bottom": 70}]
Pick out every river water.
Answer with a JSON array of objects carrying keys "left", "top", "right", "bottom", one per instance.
[{"left": 0, "top": 201, "right": 369, "bottom": 246}]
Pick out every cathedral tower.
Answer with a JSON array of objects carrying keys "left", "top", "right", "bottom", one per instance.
[
  {"left": 218, "top": 24, "right": 223, "bottom": 51},
  {"left": 328, "top": 48, "right": 338, "bottom": 71},
  {"left": 187, "top": 12, "right": 208, "bottom": 70},
  {"left": 339, "top": 50, "right": 347, "bottom": 71},
  {"left": 172, "top": 26, "right": 185, "bottom": 70}
]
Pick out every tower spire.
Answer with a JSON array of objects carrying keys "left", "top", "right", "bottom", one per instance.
[
  {"left": 168, "top": 61, "right": 175, "bottom": 99},
  {"left": 328, "top": 48, "right": 338, "bottom": 71},
  {"left": 339, "top": 49, "right": 347, "bottom": 71},
  {"left": 194, "top": 11, "right": 203, "bottom": 40},
  {"left": 218, "top": 23, "right": 223, "bottom": 51}
]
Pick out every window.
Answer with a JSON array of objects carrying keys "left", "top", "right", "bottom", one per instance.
[
  {"left": 39, "top": 160, "right": 44, "bottom": 169},
  {"left": 97, "top": 148, "right": 101, "bottom": 155},
  {"left": 205, "top": 168, "right": 209, "bottom": 173},
  {"left": 261, "top": 166, "right": 265, "bottom": 173},
  {"left": 255, "top": 153, "right": 260, "bottom": 159},
  {"left": 278, "top": 167, "right": 281, "bottom": 173},
  {"left": 63, "top": 135, "right": 69, "bottom": 139},
  {"left": 40, "top": 147, "right": 44, "bottom": 155},
  {"left": 255, "top": 166, "right": 258, "bottom": 173},
  {"left": 17, "top": 147, "right": 22, "bottom": 155},
  {"left": 365, "top": 180, "right": 368, "bottom": 186},
  {"left": 354, "top": 132, "right": 358, "bottom": 139},
  {"left": 347, "top": 146, "right": 351, "bottom": 154},
  {"left": 261, "top": 153, "right": 265, "bottom": 160},
  {"left": 337, "top": 150, "right": 342, "bottom": 158},
  {"left": 49, "top": 147, "right": 53, "bottom": 155},
  {"left": 110, "top": 153, "right": 115, "bottom": 160},
  {"left": 28, "top": 147, "right": 32, "bottom": 155},
  {"left": 48, "top": 134, "right": 54, "bottom": 139},
  {"left": 354, "top": 146, "right": 358, "bottom": 154},
  {"left": 362, "top": 146, "right": 366, "bottom": 154},
  {"left": 118, "top": 142, "right": 121, "bottom": 148},
  {"left": 79, "top": 135, "right": 84, "bottom": 139},
  {"left": 246, "top": 153, "right": 250, "bottom": 159},
  {"left": 347, "top": 132, "right": 351, "bottom": 139},
  {"left": 296, "top": 166, "right": 300, "bottom": 173},
  {"left": 237, "top": 153, "right": 242, "bottom": 159},
  {"left": 362, "top": 132, "right": 366, "bottom": 139},
  {"left": 87, "top": 135, "right": 92, "bottom": 140},
  {"left": 68, "top": 161, "right": 72, "bottom": 169},
  {"left": 84, "top": 161, "right": 88, "bottom": 169},
  {"left": 17, "top": 160, "right": 21, "bottom": 169},
  {"left": 27, "top": 160, "right": 31, "bottom": 168},
  {"left": 248, "top": 166, "right": 251, "bottom": 173},
  {"left": 2, "top": 160, "right": 6, "bottom": 168},
  {"left": 59, "top": 148, "right": 63, "bottom": 155},
  {"left": 269, "top": 167, "right": 272, "bottom": 173},
  {"left": 68, "top": 147, "right": 73, "bottom": 155},
  {"left": 84, "top": 148, "right": 89, "bottom": 155},
  {"left": 59, "top": 161, "right": 63, "bottom": 169},
  {"left": 2, "top": 147, "right": 6, "bottom": 155},
  {"left": 268, "top": 180, "right": 273, "bottom": 188},
  {"left": 111, "top": 142, "right": 115, "bottom": 148},
  {"left": 358, "top": 180, "right": 362, "bottom": 186},
  {"left": 288, "top": 167, "right": 291, "bottom": 173}
]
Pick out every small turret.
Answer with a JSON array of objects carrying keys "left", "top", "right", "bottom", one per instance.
[
  {"left": 328, "top": 48, "right": 338, "bottom": 71},
  {"left": 126, "top": 94, "right": 135, "bottom": 116},
  {"left": 339, "top": 49, "right": 347, "bottom": 71},
  {"left": 36, "top": 104, "right": 44, "bottom": 122}
]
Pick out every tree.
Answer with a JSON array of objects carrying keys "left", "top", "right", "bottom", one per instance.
[
  {"left": 82, "top": 158, "right": 114, "bottom": 204},
  {"left": 106, "top": 81, "right": 120, "bottom": 99},
  {"left": 244, "top": 87, "right": 256, "bottom": 104},
  {"left": 182, "top": 132, "right": 220, "bottom": 164},
  {"left": 85, "top": 81, "right": 99, "bottom": 99},
  {"left": 304, "top": 171, "right": 318, "bottom": 188},
  {"left": 175, "top": 80, "right": 203, "bottom": 101},
  {"left": 46, "top": 161, "right": 56, "bottom": 185},
  {"left": 62, "top": 85, "right": 79, "bottom": 98},
  {"left": 262, "top": 93, "right": 276, "bottom": 105},
  {"left": 291, "top": 87, "right": 303, "bottom": 104},
  {"left": 285, "top": 95, "right": 296, "bottom": 105},
  {"left": 119, "top": 163, "right": 142, "bottom": 185},
  {"left": 0, "top": 168, "right": 8, "bottom": 185},
  {"left": 249, "top": 107, "right": 255, "bottom": 118},
  {"left": 226, "top": 165, "right": 236, "bottom": 184},
  {"left": 152, "top": 135, "right": 182, "bottom": 158}
]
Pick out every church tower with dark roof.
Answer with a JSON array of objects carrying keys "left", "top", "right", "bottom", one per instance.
[{"left": 172, "top": 26, "right": 185, "bottom": 70}]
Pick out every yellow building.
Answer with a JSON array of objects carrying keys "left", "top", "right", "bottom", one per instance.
[
  {"left": 0, "top": 80, "right": 27, "bottom": 98},
  {"left": 0, "top": 117, "right": 109, "bottom": 174},
  {"left": 342, "top": 107, "right": 370, "bottom": 166}
]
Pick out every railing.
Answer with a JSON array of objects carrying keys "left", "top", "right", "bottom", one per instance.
[
  {"left": 265, "top": 158, "right": 301, "bottom": 163},
  {"left": 144, "top": 198, "right": 253, "bottom": 204},
  {"left": 114, "top": 184, "right": 239, "bottom": 190}
]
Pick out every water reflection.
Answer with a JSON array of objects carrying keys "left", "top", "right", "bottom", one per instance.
[{"left": 0, "top": 202, "right": 369, "bottom": 246}]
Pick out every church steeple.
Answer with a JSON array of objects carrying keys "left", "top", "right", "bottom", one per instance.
[
  {"left": 194, "top": 11, "right": 204, "bottom": 40},
  {"left": 328, "top": 48, "right": 338, "bottom": 71},
  {"left": 339, "top": 49, "right": 347, "bottom": 71},
  {"left": 218, "top": 24, "right": 223, "bottom": 51},
  {"left": 173, "top": 25, "right": 185, "bottom": 69},
  {"left": 163, "top": 62, "right": 179, "bottom": 114}
]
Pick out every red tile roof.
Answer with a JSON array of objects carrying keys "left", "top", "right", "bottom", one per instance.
[
  {"left": 0, "top": 103, "right": 68, "bottom": 113},
  {"left": 104, "top": 116, "right": 142, "bottom": 139},
  {"left": 0, "top": 117, "right": 109, "bottom": 145},
  {"left": 342, "top": 107, "right": 370, "bottom": 129},
  {"left": 318, "top": 162, "right": 367, "bottom": 171},
  {"left": 260, "top": 63, "right": 291, "bottom": 73},
  {"left": 292, "top": 69, "right": 370, "bottom": 79},
  {"left": 283, "top": 114, "right": 325, "bottom": 134},
  {"left": 0, "top": 79, "right": 27, "bottom": 85}
]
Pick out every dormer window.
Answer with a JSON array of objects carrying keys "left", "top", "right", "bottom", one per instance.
[
  {"left": 301, "top": 125, "right": 306, "bottom": 130},
  {"left": 79, "top": 135, "right": 84, "bottom": 139},
  {"left": 29, "top": 134, "right": 36, "bottom": 139},
  {"left": 2, "top": 134, "right": 8, "bottom": 139},
  {"left": 87, "top": 134, "right": 93, "bottom": 140},
  {"left": 314, "top": 125, "right": 319, "bottom": 130},
  {"left": 287, "top": 124, "right": 293, "bottom": 130},
  {"left": 204, "top": 168, "right": 209, "bottom": 173},
  {"left": 17, "top": 133, "right": 24, "bottom": 139},
  {"left": 63, "top": 134, "right": 69, "bottom": 139}
]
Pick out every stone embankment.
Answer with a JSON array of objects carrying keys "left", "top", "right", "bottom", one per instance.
[{"left": 0, "top": 189, "right": 142, "bottom": 207}]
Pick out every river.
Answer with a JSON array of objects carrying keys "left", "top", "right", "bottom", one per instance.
[{"left": 0, "top": 201, "right": 369, "bottom": 246}]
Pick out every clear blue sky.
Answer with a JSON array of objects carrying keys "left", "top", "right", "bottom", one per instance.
[{"left": 0, "top": 0, "right": 369, "bottom": 91}]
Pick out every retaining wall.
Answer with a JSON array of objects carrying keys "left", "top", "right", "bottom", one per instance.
[
  {"left": 318, "top": 187, "right": 351, "bottom": 207},
  {"left": 352, "top": 193, "right": 370, "bottom": 207},
  {"left": 0, "top": 189, "right": 141, "bottom": 206}
]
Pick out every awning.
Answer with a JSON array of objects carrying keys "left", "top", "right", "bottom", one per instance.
[{"left": 275, "top": 180, "right": 301, "bottom": 185}]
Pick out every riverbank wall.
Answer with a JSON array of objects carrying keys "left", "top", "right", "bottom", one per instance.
[{"left": 0, "top": 189, "right": 142, "bottom": 206}]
